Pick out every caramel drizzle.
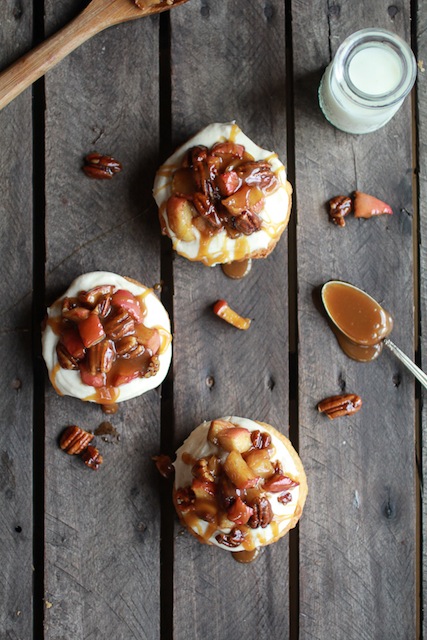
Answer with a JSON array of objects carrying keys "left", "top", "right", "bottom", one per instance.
[{"left": 50, "top": 363, "right": 64, "bottom": 396}]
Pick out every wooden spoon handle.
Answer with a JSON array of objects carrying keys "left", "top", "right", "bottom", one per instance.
[{"left": 0, "top": 1, "right": 128, "bottom": 111}]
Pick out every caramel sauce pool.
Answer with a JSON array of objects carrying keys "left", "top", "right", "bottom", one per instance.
[
  {"left": 322, "top": 281, "right": 393, "bottom": 362},
  {"left": 221, "top": 259, "right": 252, "bottom": 279}
]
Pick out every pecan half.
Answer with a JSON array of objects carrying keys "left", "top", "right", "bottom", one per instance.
[
  {"left": 215, "top": 527, "right": 244, "bottom": 548},
  {"left": 56, "top": 343, "right": 80, "bottom": 370},
  {"left": 317, "top": 393, "right": 362, "bottom": 419},
  {"left": 193, "top": 192, "right": 222, "bottom": 228},
  {"left": 83, "top": 154, "right": 122, "bottom": 180},
  {"left": 328, "top": 195, "right": 353, "bottom": 227},
  {"left": 247, "top": 496, "right": 273, "bottom": 529},
  {"left": 60, "top": 425, "right": 94, "bottom": 455},
  {"left": 250, "top": 430, "right": 272, "bottom": 449},
  {"left": 87, "top": 339, "right": 115, "bottom": 374},
  {"left": 230, "top": 210, "right": 262, "bottom": 235},
  {"left": 61, "top": 298, "right": 91, "bottom": 321},
  {"left": 81, "top": 445, "right": 103, "bottom": 470},
  {"left": 104, "top": 309, "right": 135, "bottom": 341},
  {"left": 115, "top": 336, "right": 139, "bottom": 356}
]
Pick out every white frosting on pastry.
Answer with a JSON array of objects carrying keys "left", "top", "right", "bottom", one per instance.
[
  {"left": 42, "top": 271, "right": 172, "bottom": 403},
  {"left": 153, "top": 123, "right": 291, "bottom": 266},
  {"left": 174, "top": 416, "right": 307, "bottom": 552}
]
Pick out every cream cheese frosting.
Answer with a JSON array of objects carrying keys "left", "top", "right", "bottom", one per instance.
[
  {"left": 42, "top": 271, "right": 172, "bottom": 404},
  {"left": 153, "top": 123, "right": 292, "bottom": 266},
  {"left": 173, "top": 416, "right": 307, "bottom": 553}
]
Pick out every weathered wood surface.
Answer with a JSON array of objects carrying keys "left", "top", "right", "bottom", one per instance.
[
  {"left": 170, "top": 1, "right": 291, "bottom": 638},
  {"left": 0, "top": 2, "right": 35, "bottom": 639},
  {"left": 0, "top": 0, "right": 423, "bottom": 639},
  {"left": 293, "top": 1, "right": 417, "bottom": 638},
  {"left": 417, "top": 0, "right": 427, "bottom": 635},
  {"left": 42, "top": 1, "right": 162, "bottom": 638}
]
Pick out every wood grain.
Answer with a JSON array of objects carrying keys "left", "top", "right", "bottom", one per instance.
[
  {"left": 43, "top": 1, "right": 162, "bottom": 638},
  {"left": 293, "top": 1, "right": 417, "bottom": 638},
  {"left": 0, "top": 2, "right": 35, "bottom": 638},
  {"left": 170, "top": 1, "right": 291, "bottom": 638},
  {"left": 417, "top": 0, "right": 427, "bottom": 636}
]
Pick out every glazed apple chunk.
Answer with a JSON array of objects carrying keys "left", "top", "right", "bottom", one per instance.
[
  {"left": 42, "top": 272, "right": 172, "bottom": 404},
  {"left": 173, "top": 417, "right": 307, "bottom": 555}
]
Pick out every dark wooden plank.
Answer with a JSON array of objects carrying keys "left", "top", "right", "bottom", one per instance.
[
  {"left": 416, "top": 1, "right": 427, "bottom": 636},
  {"left": 0, "top": 2, "right": 35, "bottom": 638},
  {"left": 43, "top": 3, "right": 162, "bottom": 638},
  {"left": 170, "top": 1, "right": 291, "bottom": 638},
  {"left": 293, "top": 1, "right": 417, "bottom": 638}
]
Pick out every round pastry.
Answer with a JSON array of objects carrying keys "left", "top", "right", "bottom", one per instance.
[
  {"left": 153, "top": 123, "right": 292, "bottom": 267},
  {"left": 173, "top": 416, "right": 307, "bottom": 561},
  {"left": 42, "top": 271, "right": 172, "bottom": 405}
]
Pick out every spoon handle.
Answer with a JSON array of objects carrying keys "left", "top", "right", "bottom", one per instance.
[{"left": 383, "top": 337, "right": 427, "bottom": 390}]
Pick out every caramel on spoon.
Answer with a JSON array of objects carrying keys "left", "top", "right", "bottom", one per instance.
[
  {"left": 321, "top": 280, "right": 427, "bottom": 389},
  {"left": 0, "top": 0, "right": 189, "bottom": 112}
]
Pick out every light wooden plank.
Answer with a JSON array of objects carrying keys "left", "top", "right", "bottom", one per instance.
[{"left": 293, "top": 2, "right": 417, "bottom": 637}]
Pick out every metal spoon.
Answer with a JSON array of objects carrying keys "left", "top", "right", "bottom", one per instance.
[
  {"left": 0, "top": 0, "right": 189, "bottom": 112},
  {"left": 321, "top": 280, "right": 427, "bottom": 390}
]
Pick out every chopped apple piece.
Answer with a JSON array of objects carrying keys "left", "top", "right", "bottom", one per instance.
[
  {"left": 195, "top": 499, "right": 218, "bottom": 523},
  {"left": 78, "top": 313, "right": 106, "bottom": 348},
  {"left": 207, "top": 419, "right": 235, "bottom": 444},
  {"left": 215, "top": 171, "right": 242, "bottom": 196},
  {"left": 217, "top": 427, "right": 252, "bottom": 453},
  {"left": 191, "top": 478, "right": 217, "bottom": 499},
  {"left": 244, "top": 449, "right": 275, "bottom": 479},
  {"left": 224, "top": 451, "right": 259, "bottom": 490},
  {"left": 213, "top": 299, "right": 251, "bottom": 330},
  {"left": 353, "top": 191, "right": 393, "bottom": 218},
  {"left": 227, "top": 496, "right": 254, "bottom": 525},
  {"left": 166, "top": 195, "right": 197, "bottom": 241},
  {"left": 263, "top": 473, "right": 299, "bottom": 493}
]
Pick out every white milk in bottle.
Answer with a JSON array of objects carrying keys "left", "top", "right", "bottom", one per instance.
[{"left": 319, "top": 29, "right": 416, "bottom": 134}]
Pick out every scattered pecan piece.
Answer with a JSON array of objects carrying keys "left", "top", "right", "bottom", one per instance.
[
  {"left": 153, "top": 454, "right": 175, "bottom": 479},
  {"left": 215, "top": 527, "right": 245, "bottom": 548},
  {"left": 328, "top": 195, "right": 353, "bottom": 227},
  {"left": 60, "top": 425, "right": 94, "bottom": 455},
  {"left": 250, "top": 430, "right": 272, "bottom": 449},
  {"left": 83, "top": 153, "right": 122, "bottom": 180},
  {"left": 81, "top": 445, "right": 103, "bottom": 470},
  {"left": 317, "top": 393, "right": 362, "bottom": 419},
  {"left": 247, "top": 496, "right": 273, "bottom": 529}
]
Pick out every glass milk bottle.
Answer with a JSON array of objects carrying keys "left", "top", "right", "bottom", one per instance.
[{"left": 318, "top": 28, "right": 416, "bottom": 134}]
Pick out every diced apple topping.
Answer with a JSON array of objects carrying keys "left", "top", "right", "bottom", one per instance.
[
  {"left": 263, "top": 473, "right": 299, "bottom": 493},
  {"left": 207, "top": 419, "right": 235, "bottom": 444},
  {"left": 191, "top": 478, "right": 217, "bottom": 500},
  {"left": 244, "top": 449, "right": 275, "bottom": 479},
  {"left": 227, "top": 496, "right": 254, "bottom": 525},
  {"left": 217, "top": 427, "right": 252, "bottom": 453},
  {"left": 166, "top": 195, "right": 197, "bottom": 241},
  {"left": 224, "top": 451, "right": 259, "bottom": 490}
]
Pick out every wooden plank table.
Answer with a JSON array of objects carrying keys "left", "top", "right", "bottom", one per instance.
[{"left": 0, "top": 1, "right": 422, "bottom": 638}]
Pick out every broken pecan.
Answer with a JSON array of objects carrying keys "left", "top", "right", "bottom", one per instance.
[
  {"left": 78, "top": 285, "right": 115, "bottom": 308},
  {"left": 215, "top": 527, "right": 244, "bottom": 548},
  {"left": 230, "top": 210, "right": 262, "bottom": 235},
  {"left": 175, "top": 487, "right": 196, "bottom": 512},
  {"left": 61, "top": 298, "right": 91, "bottom": 322},
  {"left": 192, "top": 458, "right": 215, "bottom": 483},
  {"left": 317, "top": 393, "right": 362, "bottom": 419},
  {"left": 115, "top": 336, "right": 139, "bottom": 356},
  {"left": 250, "top": 430, "right": 272, "bottom": 449},
  {"left": 56, "top": 343, "right": 80, "bottom": 370},
  {"left": 328, "top": 195, "right": 353, "bottom": 227},
  {"left": 83, "top": 154, "right": 122, "bottom": 180},
  {"left": 193, "top": 192, "right": 222, "bottom": 228},
  {"left": 277, "top": 492, "right": 292, "bottom": 505},
  {"left": 247, "top": 496, "right": 273, "bottom": 529},
  {"left": 60, "top": 425, "right": 94, "bottom": 455},
  {"left": 144, "top": 356, "right": 160, "bottom": 378},
  {"left": 81, "top": 445, "right": 103, "bottom": 470}
]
